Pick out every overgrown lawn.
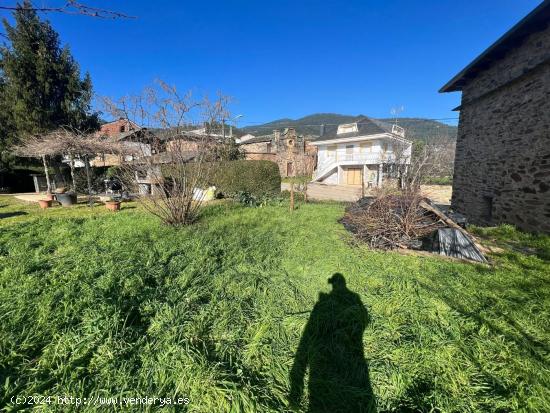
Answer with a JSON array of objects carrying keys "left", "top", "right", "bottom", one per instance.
[{"left": 0, "top": 196, "right": 549, "bottom": 412}]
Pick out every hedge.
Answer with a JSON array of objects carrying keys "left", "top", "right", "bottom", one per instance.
[{"left": 212, "top": 160, "right": 281, "bottom": 198}]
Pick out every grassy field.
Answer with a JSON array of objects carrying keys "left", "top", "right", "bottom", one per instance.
[{"left": 0, "top": 195, "right": 549, "bottom": 412}]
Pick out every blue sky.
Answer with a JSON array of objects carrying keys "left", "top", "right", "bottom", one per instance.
[{"left": 2, "top": 0, "right": 543, "bottom": 125}]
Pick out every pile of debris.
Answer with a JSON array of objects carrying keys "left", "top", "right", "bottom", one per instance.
[{"left": 342, "top": 192, "right": 487, "bottom": 263}]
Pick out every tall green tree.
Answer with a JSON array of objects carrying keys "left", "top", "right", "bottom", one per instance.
[
  {"left": 0, "top": 73, "right": 16, "bottom": 169},
  {"left": 0, "top": 0, "right": 99, "bottom": 143}
]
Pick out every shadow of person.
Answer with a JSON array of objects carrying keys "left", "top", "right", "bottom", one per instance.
[{"left": 289, "top": 273, "right": 376, "bottom": 413}]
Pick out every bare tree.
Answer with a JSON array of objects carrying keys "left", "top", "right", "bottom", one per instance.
[
  {"left": 296, "top": 154, "right": 316, "bottom": 203},
  {"left": 0, "top": 1, "right": 133, "bottom": 19},
  {"left": 388, "top": 137, "right": 455, "bottom": 191},
  {"left": 102, "top": 81, "right": 232, "bottom": 226}
]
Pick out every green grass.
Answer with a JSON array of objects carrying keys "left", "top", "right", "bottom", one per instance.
[
  {"left": 0, "top": 195, "right": 549, "bottom": 412},
  {"left": 424, "top": 176, "right": 453, "bottom": 185}
]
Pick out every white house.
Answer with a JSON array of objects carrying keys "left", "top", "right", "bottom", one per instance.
[{"left": 310, "top": 117, "right": 412, "bottom": 187}]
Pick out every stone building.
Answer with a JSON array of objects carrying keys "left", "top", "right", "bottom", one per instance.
[
  {"left": 239, "top": 128, "right": 317, "bottom": 177},
  {"left": 440, "top": 1, "right": 550, "bottom": 233}
]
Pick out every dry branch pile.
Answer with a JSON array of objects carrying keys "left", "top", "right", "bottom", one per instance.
[{"left": 342, "top": 192, "right": 446, "bottom": 249}]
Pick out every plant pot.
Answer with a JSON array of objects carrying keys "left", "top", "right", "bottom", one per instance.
[
  {"left": 44, "top": 193, "right": 55, "bottom": 201},
  {"left": 105, "top": 201, "right": 121, "bottom": 212},
  {"left": 56, "top": 192, "right": 77, "bottom": 207},
  {"left": 38, "top": 199, "right": 52, "bottom": 209}
]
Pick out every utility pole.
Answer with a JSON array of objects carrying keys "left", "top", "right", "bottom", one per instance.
[{"left": 230, "top": 114, "right": 243, "bottom": 140}]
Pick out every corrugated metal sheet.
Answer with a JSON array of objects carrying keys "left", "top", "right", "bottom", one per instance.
[{"left": 429, "top": 228, "right": 487, "bottom": 263}]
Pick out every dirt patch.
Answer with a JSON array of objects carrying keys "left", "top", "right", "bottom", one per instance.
[{"left": 420, "top": 185, "right": 452, "bottom": 205}]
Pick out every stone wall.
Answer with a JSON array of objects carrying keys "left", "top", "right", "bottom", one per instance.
[
  {"left": 239, "top": 129, "right": 317, "bottom": 178},
  {"left": 241, "top": 141, "right": 271, "bottom": 153},
  {"left": 244, "top": 152, "right": 277, "bottom": 162},
  {"left": 453, "top": 25, "right": 550, "bottom": 233}
]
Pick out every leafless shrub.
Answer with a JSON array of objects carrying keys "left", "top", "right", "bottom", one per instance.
[
  {"left": 102, "top": 80, "right": 232, "bottom": 226},
  {"left": 341, "top": 189, "right": 445, "bottom": 249},
  {"left": 296, "top": 154, "right": 317, "bottom": 203},
  {"left": 389, "top": 137, "right": 455, "bottom": 190}
]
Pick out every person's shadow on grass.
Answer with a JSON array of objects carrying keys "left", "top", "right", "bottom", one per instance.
[{"left": 289, "top": 273, "right": 376, "bottom": 413}]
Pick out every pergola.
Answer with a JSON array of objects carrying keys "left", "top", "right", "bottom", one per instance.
[{"left": 13, "top": 128, "right": 125, "bottom": 204}]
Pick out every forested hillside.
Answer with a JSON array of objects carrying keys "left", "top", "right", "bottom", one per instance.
[{"left": 242, "top": 113, "right": 457, "bottom": 140}]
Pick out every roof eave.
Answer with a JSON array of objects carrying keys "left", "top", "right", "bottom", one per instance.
[
  {"left": 310, "top": 132, "right": 409, "bottom": 146},
  {"left": 439, "top": 0, "right": 550, "bottom": 93}
]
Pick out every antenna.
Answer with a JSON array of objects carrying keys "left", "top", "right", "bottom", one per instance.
[{"left": 390, "top": 105, "right": 405, "bottom": 124}]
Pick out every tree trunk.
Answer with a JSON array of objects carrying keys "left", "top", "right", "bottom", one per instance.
[
  {"left": 289, "top": 180, "right": 295, "bottom": 212},
  {"left": 42, "top": 155, "right": 51, "bottom": 193},
  {"left": 69, "top": 155, "right": 76, "bottom": 192},
  {"left": 361, "top": 168, "right": 365, "bottom": 198},
  {"left": 84, "top": 155, "right": 93, "bottom": 206},
  {"left": 304, "top": 182, "right": 308, "bottom": 203}
]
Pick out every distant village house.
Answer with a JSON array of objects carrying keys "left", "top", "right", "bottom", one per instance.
[{"left": 310, "top": 117, "right": 411, "bottom": 187}]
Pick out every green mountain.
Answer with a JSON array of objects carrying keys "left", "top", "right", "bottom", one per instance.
[{"left": 241, "top": 113, "right": 457, "bottom": 140}]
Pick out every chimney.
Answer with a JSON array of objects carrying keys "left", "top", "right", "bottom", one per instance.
[{"left": 320, "top": 124, "right": 325, "bottom": 137}]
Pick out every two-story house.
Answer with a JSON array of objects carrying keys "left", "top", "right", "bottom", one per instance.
[{"left": 310, "top": 117, "right": 411, "bottom": 187}]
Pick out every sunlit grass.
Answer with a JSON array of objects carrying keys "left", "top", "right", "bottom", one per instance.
[{"left": 0, "top": 195, "right": 549, "bottom": 412}]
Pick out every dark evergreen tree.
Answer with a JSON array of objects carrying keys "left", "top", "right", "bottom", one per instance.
[
  {"left": 0, "top": 0, "right": 99, "bottom": 142},
  {"left": 0, "top": 73, "right": 16, "bottom": 169}
]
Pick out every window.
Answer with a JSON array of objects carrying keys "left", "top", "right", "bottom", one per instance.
[
  {"left": 266, "top": 142, "right": 272, "bottom": 153},
  {"left": 327, "top": 145, "right": 337, "bottom": 158},
  {"left": 337, "top": 123, "right": 358, "bottom": 135},
  {"left": 382, "top": 142, "right": 388, "bottom": 153},
  {"left": 360, "top": 142, "right": 372, "bottom": 152},
  {"left": 286, "top": 162, "right": 293, "bottom": 177},
  {"left": 346, "top": 144, "right": 354, "bottom": 154},
  {"left": 119, "top": 125, "right": 126, "bottom": 133}
]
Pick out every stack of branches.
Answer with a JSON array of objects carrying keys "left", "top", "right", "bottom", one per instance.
[{"left": 342, "top": 191, "right": 446, "bottom": 249}]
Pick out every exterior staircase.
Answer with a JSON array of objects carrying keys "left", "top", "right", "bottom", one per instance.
[{"left": 313, "top": 163, "right": 337, "bottom": 182}]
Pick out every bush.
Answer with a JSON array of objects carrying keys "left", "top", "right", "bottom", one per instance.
[
  {"left": 424, "top": 176, "right": 453, "bottom": 185},
  {"left": 236, "top": 191, "right": 271, "bottom": 207},
  {"left": 213, "top": 160, "right": 281, "bottom": 198}
]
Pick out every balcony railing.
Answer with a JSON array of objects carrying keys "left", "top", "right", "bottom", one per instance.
[{"left": 322, "top": 153, "right": 396, "bottom": 163}]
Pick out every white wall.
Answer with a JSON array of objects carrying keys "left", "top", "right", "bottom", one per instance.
[
  {"left": 317, "top": 139, "right": 386, "bottom": 170},
  {"left": 323, "top": 170, "right": 338, "bottom": 184}
]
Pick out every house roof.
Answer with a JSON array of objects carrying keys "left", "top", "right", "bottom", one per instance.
[
  {"left": 440, "top": 0, "right": 550, "bottom": 93},
  {"left": 239, "top": 135, "right": 273, "bottom": 144},
  {"left": 311, "top": 117, "right": 393, "bottom": 142},
  {"left": 150, "top": 127, "right": 225, "bottom": 142}
]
